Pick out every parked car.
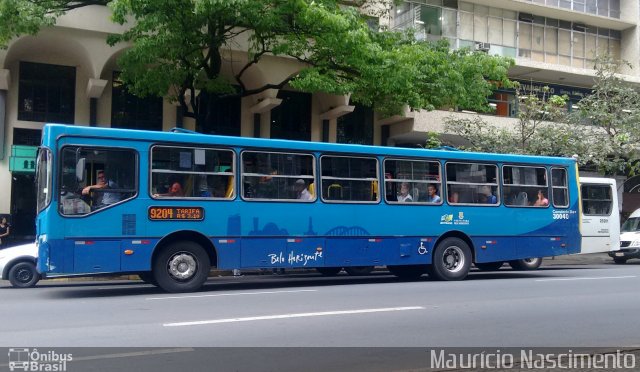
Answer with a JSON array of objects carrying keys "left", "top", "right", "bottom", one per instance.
[
  {"left": 609, "top": 208, "right": 640, "bottom": 264},
  {"left": 0, "top": 243, "right": 40, "bottom": 288}
]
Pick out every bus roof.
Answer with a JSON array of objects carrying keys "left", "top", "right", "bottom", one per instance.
[{"left": 42, "top": 123, "right": 577, "bottom": 166}]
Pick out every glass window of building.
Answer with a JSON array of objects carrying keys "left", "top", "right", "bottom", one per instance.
[
  {"left": 337, "top": 105, "right": 373, "bottom": 145},
  {"left": 270, "top": 90, "right": 311, "bottom": 141},
  {"left": 111, "top": 72, "right": 163, "bottom": 131},
  {"left": 18, "top": 62, "right": 75, "bottom": 124},
  {"left": 196, "top": 91, "right": 241, "bottom": 136}
]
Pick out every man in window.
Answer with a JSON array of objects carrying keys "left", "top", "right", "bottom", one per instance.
[{"left": 82, "top": 170, "right": 121, "bottom": 208}]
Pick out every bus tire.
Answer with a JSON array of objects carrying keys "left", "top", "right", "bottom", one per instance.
[
  {"left": 387, "top": 265, "right": 425, "bottom": 280},
  {"left": 316, "top": 267, "right": 342, "bottom": 276},
  {"left": 613, "top": 257, "right": 627, "bottom": 265},
  {"left": 138, "top": 272, "right": 158, "bottom": 286},
  {"left": 8, "top": 261, "right": 40, "bottom": 288},
  {"left": 153, "top": 241, "right": 210, "bottom": 293},
  {"left": 508, "top": 257, "right": 542, "bottom": 271},
  {"left": 429, "top": 237, "right": 471, "bottom": 281},
  {"left": 475, "top": 261, "right": 504, "bottom": 271},
  {"left": 344, "top": 266, "right": 374, "bottom": 276}
]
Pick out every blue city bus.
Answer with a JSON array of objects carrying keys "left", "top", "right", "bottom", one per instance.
[{"left": 35, "top": 124, "right": 581, "bottom": 292}]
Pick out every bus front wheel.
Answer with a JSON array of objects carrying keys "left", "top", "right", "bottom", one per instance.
[
  {"left": 153, "top": 241, "right": 211, "bottom": 293},
  {"left": 508, "top": 257, "right": 542, "bottom": 270},
  {"left": 428, "top": 237, "right": 471, "bottom": 281}
]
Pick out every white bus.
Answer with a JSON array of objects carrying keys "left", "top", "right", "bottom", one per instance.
[{"left": 579, "top": 177, "right": 620, "bottom": 254}]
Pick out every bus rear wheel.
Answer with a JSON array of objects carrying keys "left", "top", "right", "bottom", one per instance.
[
  {"left": 508, "top": 257, "right": 542, "bottom": 270},
  {"left": 344, "top": 266, "right": 374, "bottom": 276},
  {"left": 387, "top": 265, "right": 426, "bottom": 280},
  {"left": 428, "top": 238, "right": 471, "bottom": 281},
  {"left": 316, "top": 267, "right": 342, "bottom": 276},
  {"left": 153, "top": 241, "right": 210, "bottom": 293},
  {"left": 475, "top": 261, "right": 504, "bottom": 271}
]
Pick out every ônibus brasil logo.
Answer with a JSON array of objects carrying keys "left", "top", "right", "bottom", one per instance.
[{"left": 7, "top": 348, "right": 72, "bottom": 371}]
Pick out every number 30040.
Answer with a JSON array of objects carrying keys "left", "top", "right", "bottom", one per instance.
[{"left": 552, "top": 212, "right": 569, "bottom": 220}]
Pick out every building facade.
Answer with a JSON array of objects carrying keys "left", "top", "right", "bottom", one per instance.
[{"left": 0, "top": 1, "right": 639, "bottom": 241}]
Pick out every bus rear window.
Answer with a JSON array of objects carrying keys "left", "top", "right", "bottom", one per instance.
[
  {"left": 552, "top": 168, "right": 569, "bottom": 207},
  {"left": 581, "top": 184, "right": 612, "bottom": 215}
]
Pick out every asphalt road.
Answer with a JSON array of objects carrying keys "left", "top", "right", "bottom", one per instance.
[{"left": 1, "top": 254, "right": 639, "bottom": 371}]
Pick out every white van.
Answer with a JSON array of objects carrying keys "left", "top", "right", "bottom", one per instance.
[{"left": 610, "top": 208, "right": 640, "bottom": 264}]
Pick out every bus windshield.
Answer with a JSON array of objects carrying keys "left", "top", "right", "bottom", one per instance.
[
  {"left": 36, "top": 147, "right": 52, "bottom": 213},
  {"left": 621, "top": 217, "right": 640, "bottom": 233}
]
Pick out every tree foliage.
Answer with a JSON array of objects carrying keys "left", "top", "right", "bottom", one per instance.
[
  {"left": 0, "top": 0, "right": 513, "bottom": 131},
  {"left": 569, "top": 56, "right": 640, "bottom": 175},
  {"left": 446, "top": 56, "right": 640, "bottom": 176}
]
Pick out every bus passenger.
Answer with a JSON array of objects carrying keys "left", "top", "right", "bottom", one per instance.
[
  {"left": 154, "top": 181, "right": 184, "bottom": 197},
  {"left": 82, "top": 170, "right": 121, "bottom": 207},
  {"left": 295, "top": 179, "right": 312, "bottom": 200},
  {"left": 480, "top": 185, "right": 497, "bottom": 204},
  {"left": 427, "top": 184, "right": 441, "bottom": 203},
  {"left": 533, "top": 190, "right": 549, "bottom": 206},
  {"left": 448, "top": 191, "right": 459, "bottom": 204},
  {"left": 397, "top": 182, "right": 413, "bottom": 202}
]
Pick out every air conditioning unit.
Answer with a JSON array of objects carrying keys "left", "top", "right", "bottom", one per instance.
[{"left": 475, "top": 42, "right": 491, "bottom": 52}]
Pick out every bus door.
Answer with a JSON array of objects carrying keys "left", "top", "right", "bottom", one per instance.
[{"left": 580, "top": 178, "right": 620, "bottom": 254}]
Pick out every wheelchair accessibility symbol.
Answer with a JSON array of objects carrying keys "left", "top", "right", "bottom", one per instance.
[{"left": 418, "top": 242, "right": 428, "bottom": 255}]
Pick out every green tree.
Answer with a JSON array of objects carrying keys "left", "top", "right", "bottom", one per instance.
[
  {"left": 570, "top": 56, "right": 640, "bottom": 175},
  {"left": 445, "top": 83, "right": 577, "bottom": 157},
  {"left": 0, "top": 0, "right": 513, "bottom": 131}
]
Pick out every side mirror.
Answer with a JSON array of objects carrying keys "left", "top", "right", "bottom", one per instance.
[{"left": 76, "top": 158, "right": 86, "bottom": 182}]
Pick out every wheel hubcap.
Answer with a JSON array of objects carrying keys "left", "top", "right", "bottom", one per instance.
[
  {"left": 17, "top": 268, "right": 33, "bottom": 283},
  {"left": 167, "top": 252, "right": 197, "bottom": 281},
  {"left": 442, "top": 246, "right": 464, "bottom": 273}
]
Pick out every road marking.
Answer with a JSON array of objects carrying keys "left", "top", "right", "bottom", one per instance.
[
  {"left": 147, "top": 289, "right": 317, "bottom": 300},
  {"left": 163, "top": 306, "right": 425, "bottom": 327},
  {"left": 536, "top": 275, "right": 637, "bottom": 282}
]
